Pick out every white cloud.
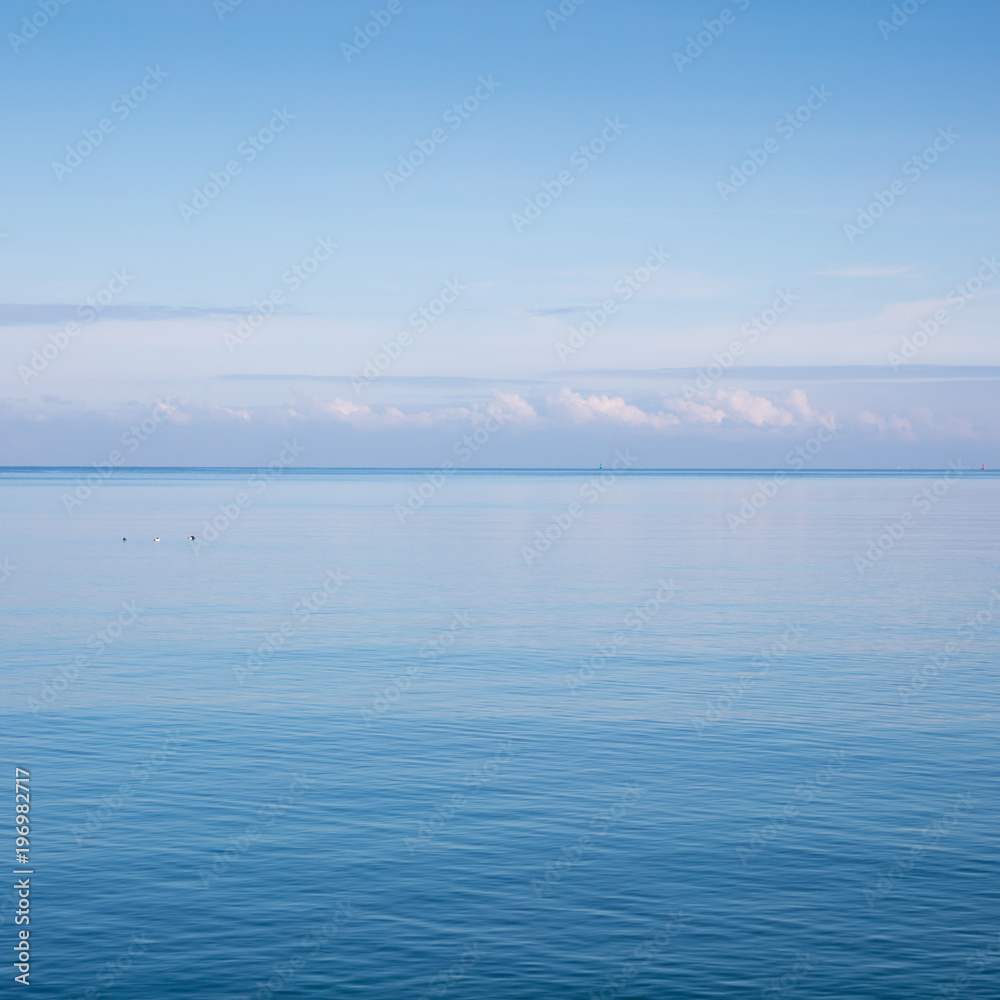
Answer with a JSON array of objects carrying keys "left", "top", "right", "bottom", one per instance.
[
  {"left": 664, "top": 388, "right": 833, "bottom": 429},
  {"left": 296, "top": 390, "right": 536, "bottom": 430},
  {"left": 548, "top": 386, "right": 834, "bottom": 432},
  {"left": 487, "top": 391, "right": 537, "bottom": 424},
  {"left": 548, "top": 387, "right": 680, "bottom": 429},
  {"left": 785, "top": 388, "right": 837, "bottom": 426},
  {"left": 662, "top": 396, "right": 727, "bottom": 425},
  {"left": 711, "top": 387, "right": 795, "bottom": 428},
  {"left": 146, "top": 399, "right": 251, "bottom": 424},
  {"left": 858, "top": 410, "right": 914, "bottom": 436}
]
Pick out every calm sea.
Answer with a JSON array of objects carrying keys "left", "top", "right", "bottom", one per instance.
[{"left": 2, "top": 469, "right": 998, "bottom": 999}]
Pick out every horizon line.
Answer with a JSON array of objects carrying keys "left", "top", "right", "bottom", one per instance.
[{"left": 1, "top": 466, "right": 994, "bottom": 476}]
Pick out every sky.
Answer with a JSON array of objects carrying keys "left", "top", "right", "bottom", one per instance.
[{"left": 1, "top": 0, "right": 998, "bottom": 467}]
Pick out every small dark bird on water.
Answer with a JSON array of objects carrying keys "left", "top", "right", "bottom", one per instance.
[
  {"left": 123, "top": 537, "right": 127, "bottom": 541},
  {"left": 188, "top": 535, "right": 195, "bottom": 540}
]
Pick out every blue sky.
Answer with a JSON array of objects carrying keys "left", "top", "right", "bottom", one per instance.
[{"left": 2, "top": 0, "right": 998, "bottom": 466}]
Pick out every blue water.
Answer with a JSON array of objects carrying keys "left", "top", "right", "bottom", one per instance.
[{"left": 2, "top": 469, "right": 998, "bottom": 998}]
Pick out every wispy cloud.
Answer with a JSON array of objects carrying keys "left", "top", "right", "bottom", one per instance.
[
  {"left": 642, "top": 270, "right": 748, "bottom": 300},
  {"left": 812, "top": 265, "right": 912, "bottom": 278},
  {"left": 566, "top": 365, "right": 1000, "bottom": 383},
  {"left": 0, "top": 304, "right": 252, "bottom": 325},
  {"left": 525, "top": 306, "right": 589, "bottom": 317},
  {"left": 289, "top": 389, "right": 538, "bottom": 430},
  {"left": 859, "top": 410, "right": 914, "bottom": 436}
]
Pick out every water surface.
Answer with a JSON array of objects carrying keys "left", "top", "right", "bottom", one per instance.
[{"left": 2, "top": 469, "right": 998, "bottom": 998}]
